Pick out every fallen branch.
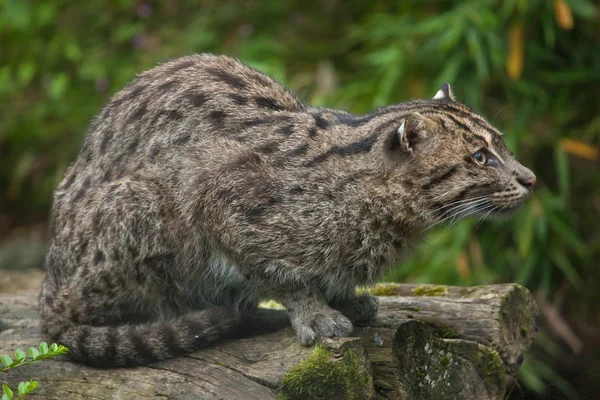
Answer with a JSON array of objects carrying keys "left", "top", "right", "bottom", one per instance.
[{"left": 0, "top": 283, "right": 538, "bottom": 399}]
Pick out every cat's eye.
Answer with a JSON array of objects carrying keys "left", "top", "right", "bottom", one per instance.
[{"left": 473, "top": 150, "right": 487, "bottom": 165}]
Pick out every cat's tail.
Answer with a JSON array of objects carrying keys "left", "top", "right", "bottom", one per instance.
[{"left": 40, "top": 302, "right": 242, "bottom": 367}]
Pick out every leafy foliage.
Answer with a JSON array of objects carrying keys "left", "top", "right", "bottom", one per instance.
[
  {"left": 1, "top": 342, "right": 68, "bottom": 399},
  {"left": 1, "top": 0, "right": 598, "bottom": 398}
]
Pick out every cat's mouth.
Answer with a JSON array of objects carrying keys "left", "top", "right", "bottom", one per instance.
[{"left": 488, "top": 191, "right": 529, "bottom": 216}]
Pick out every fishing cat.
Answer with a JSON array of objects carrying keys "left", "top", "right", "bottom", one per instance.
[{"left": 40, "top": 54, "right": 536, "bottom": 366}]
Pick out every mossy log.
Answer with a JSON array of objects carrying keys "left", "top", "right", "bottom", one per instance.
[{"left": 0, "top": 283, "right": 538, "bottom": 400}]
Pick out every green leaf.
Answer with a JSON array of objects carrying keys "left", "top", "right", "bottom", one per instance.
[
  {"left": 0, "top": 0, "right": 31, "bottom": 31},
  {"left": 48, "top": 73, "right": 69, "bottom": 100},
  {"left": 27, "top": 379, "right": 39, "bottom": 393},
  {"left": 39, "top": 342, "right": 49, "bottom": 355},
  {"left": 550, "top": 249, "right": 583, "bottom": 290},
  {"left": 466, "top": 28, "right": 489, "bottom": 81},
  {"left": 36, "top": 2, "right": 58, "bottom": 26},
  {"left": 28, "top": 347, "right": 40, "bottom": 360},
  {"left": 516, "top": 203, "right": 535, "bottom": 258},
  {"left": 17, "top": 382, "right": 27, "bottom": 396},
  {"left": 435, "top": 54, "right": 464, "bottom": 89},
  {"left": 17, "top": 380, "right": 38, "bottom": 396},
  {"left": 14, "top": 349, "right": 25, "bottom": 361},
  {"left": 65, "top": 43, "right": 82, "bottom": 62},
  {"left": 515, "top": 252, "right": 538, "bottom": 286},
  {"left": 535, "top": 212, "right": 548, "bottom": 242},
  {"left": 50, "top": 343, "right": 58, "bottom": 352},
  {"left": 1, "top": 385, "right": 13, "bottom": 400},
  {"left": 540, "top": 260, "right": 553, "bottom": 293},
  {"left": 548, "top": 214, "right": 588, "bottom": 259},
  {"left": 17, "top": 62, "right": 35, "bottom": 86},
  {"left": 518, "top": 359, "right": 546, "bottom": 393},
  {"left": 52, "top": 344, "right": 68, "bottom": 355},
  {"left": 567, "top": 0, "right": 598, "bottom": 19},
  {"left": 0, "top": 354, "right": 13, "bottom": 368},
  {"left": 533, "top": 357, "right": 578, "bottom": 398}
]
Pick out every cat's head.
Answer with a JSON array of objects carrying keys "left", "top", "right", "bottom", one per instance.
[{"left": 381, "top": 83, "right": 535, "bottom": 223}]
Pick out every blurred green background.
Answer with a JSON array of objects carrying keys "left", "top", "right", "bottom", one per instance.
[{"left": 1, "top": 0, "right": 599, "bottom": 398}]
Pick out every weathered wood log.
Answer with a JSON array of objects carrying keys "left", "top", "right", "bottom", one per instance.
[{"left": 0, "top": 283, "right": 538, "bottom": 400}]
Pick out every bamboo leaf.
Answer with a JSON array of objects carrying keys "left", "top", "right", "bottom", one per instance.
[
  {"left": 560, "top": 138, "right": 599, "bottom": 160},
  {"left": 548, "top": 214, "right": 587, "bottom": 259},
  {"left": 507, "top": 23, "right": 524, "bottom": 80},
  {"left": 554, "top": 143, "right": 570, "bottom": 205},
  {"left": 554, "top": 0, "right": 574, "bottom": 30},
  {"left": 515, "top": 252, "right": 538, "bottom": 286},
  {"left": 550, "top": 249, "right": 583, "bottom": 290}
]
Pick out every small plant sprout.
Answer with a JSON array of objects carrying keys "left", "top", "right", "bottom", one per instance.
[{"left": 1, "top": 342, "right": 68, "bottom": 400}]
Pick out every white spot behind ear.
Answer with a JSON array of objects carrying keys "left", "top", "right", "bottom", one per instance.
[
  {"left": 433, "top": 89, "right": 446, "bottom": 100},
  {"left": 433, "top": 82, "right": 455, "bottom": 101}
]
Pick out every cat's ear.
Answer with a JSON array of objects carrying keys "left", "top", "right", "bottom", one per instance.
[
  {"left": 433, "top": 82, "right": 455, "bottom": 101},
  {"left": 386, "top": 113, "right": 435, "bottom": 155}
]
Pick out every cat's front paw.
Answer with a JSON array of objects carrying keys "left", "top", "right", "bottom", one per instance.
[
  {"left": 292, "top": 309, "right": 353, "bottom": 346},
  {"left": 333, "top": 293, "right": 379, "bottom": 325}
]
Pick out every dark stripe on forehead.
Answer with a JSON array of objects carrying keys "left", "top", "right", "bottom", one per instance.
[
  {"left": 464, "top": 132, "right": 489, "bottom": 147},
  {"left": 445, "top": 108, "right": 500, "bottom": 137},
  {"left": 419, "top": 109, "right": 491, "bottom": 147},
  {"left": 446, "top": 114, "right": 471, "bottom": 132},
  {"left": 389, "top": 101, "right": 501, "bottom": 137},
  {"left": 462, "top": 132, "right": 486, "bottom": 147}
]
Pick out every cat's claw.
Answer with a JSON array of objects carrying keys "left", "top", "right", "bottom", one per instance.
[{"left": 293, "top": 310, "right": 353, "bottom": 345}]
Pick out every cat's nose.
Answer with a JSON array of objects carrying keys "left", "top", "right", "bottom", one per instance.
[{"left": 516, "top": 170, "right": 536, "bottom": 190}]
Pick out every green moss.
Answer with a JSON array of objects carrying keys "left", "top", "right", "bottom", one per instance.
[
  {"left": 437, "top": 326, "right": 460, "bottom": 339},
  {"left": 412, "top": 285, "right": 447, "bottom": 297},
  {"left": 472, "top": 347, "right": 505, "bottom": 389},
  {"left": 520, "top": 326, "right": 529, "bottom": 336},
  {"left": 459, "top": 287, "right": 478, "bottom": 297},
  {"left": 409, "top": 306, "right": 420, "bottom": 312},
  {"left": 258, "top": 299, "right": 285, "bottom": 309},
  {"left": 278, "top": 345, "right": 369, "bottom": 400},
  {"left": 216, "top": 361, "right": 227, "bottom": 367},
  {"left": 440, "top": 355, "right": 451, "bottom": 367},
  {"left": 374, "top": 379, "right": 393, "bottom": 390},
  {"left": 366, "top": 283, "right": 398, "bottom": 296}
]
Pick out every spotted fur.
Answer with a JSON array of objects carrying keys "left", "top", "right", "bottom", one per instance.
[{"left": 40, "top": 54, "right": 535, "bottom": 367}]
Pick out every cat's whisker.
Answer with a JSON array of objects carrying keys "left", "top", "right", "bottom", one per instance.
[
  {"left": 430, "top": 196, "right": 489, "bottom": 215},
  {"left": 424, "top": 199, "right": 492, "bottom": 231}
]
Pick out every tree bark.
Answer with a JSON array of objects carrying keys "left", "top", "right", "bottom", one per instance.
[{"left": 0, "top": 283, "right": 538, "bottom": 400}]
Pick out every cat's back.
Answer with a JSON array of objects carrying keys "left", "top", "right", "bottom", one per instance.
[{"left": 54, "top": 54, "right": 309, "bottom": 199}]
